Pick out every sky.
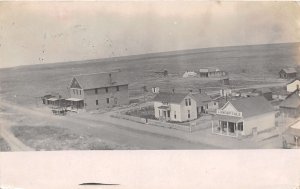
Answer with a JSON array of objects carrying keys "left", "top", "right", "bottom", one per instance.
[
  {"left": 0, "top": 151, "right": 300, "bottom": 189},
  {"left": 0, "top": 1, "right": 300, "bottom": 68}
]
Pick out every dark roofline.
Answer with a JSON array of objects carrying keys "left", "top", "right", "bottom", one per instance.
[
  {"left": 72, "top": 71, "right": 120, "bottom": 78},
  {"left": 287, "top": 77, "right": 300, "bottom": 85}
]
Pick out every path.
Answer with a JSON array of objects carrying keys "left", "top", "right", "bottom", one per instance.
[{"left": 0, "top": 119, "right": 33, "bottom": 151}]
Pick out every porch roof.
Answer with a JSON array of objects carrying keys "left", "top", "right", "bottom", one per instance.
[
  {"left": 157, "top": 105, "right": 170, "bottom": 110},
  {"left": 214, "top": 114, "right": 242, "bottom": 122},
  {"left": 47, "top": 98, "right": 58, "bottom": 101},
  {"left": 66, "top": 98, "right": 83, "bottom": 102}
]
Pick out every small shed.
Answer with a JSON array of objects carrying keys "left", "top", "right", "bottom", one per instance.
[{"left": 279, "top": 68, "right": 297, "bottom": 79}]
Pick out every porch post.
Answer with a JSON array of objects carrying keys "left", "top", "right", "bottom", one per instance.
[
  {"left": 226, "top": 121, "right": 229, "bottom": 136},
  {"left": 219, "top": 121, "right": 222, "bottom": 134},
  {"left": 211, "top": 120, "right": 214, "bottom": 133}
]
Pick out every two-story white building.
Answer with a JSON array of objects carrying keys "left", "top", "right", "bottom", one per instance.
[
  {"left": 212, "top": 96, "right": 275, "bottom": 137},
  {"left": 153, "top": 92, "right": 197, "bottom": 122}
]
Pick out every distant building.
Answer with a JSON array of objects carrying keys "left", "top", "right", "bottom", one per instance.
[
  {"left": 212, "top": 96, "right": 275, "bottom": 137},
  {"left": 199, "top": 67, "right": 226, "bottom": 78},
  {"left": 279, "top": 68, "right": 297, "bottom": 79},
  {"left": 220, "top": 88, "right": 232, "bottom": 97},
  {"left": 67, "top": 72, "right": 129, "bottom": 110},
  {"left": 252, "top": 88, "right": 273, "bottom": 101},
  {"left": 153, "top": 92, "right": 197, "bottom": 122},
  {"left": 287, "top": 78, "right": 300, "bottom": 93},
  {"left": 192, "top": 92, "right": 218, "bottom": 115},
  {"left": 279, "top": 89, "right": 300, "bottom": 118},
  {"left": 151, "top": 87, "right": 160, "bottom": 94},
  {"left": 182, "top": 71, "right": 197, "bottom": 78}
]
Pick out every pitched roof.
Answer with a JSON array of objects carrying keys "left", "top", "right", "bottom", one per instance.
[
  {"left": 280, "top": 67, "right": 297, "bottom": 74},
  {"left": 199, "top": 67, "right": 221, "bottom": 73},
  {"left": 72, "top": 72, "right": 129, "bottom": 90},
  {"left": 153, "top": 92, "right": 189, "bottom": 104},
  {"left": 279, "top": 90, "right": 300, "bottom": 108},
  {"left": 287, "top": 77, "right": 300, "bottom": 85},
  {"left": 192, "top": 93, "right": 212, "bottom": 105},
  {"left": 228, "top": 96, "right": 274, "bottom": 118}
]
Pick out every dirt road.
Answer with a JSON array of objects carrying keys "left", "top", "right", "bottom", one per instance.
[
  {"left": 0, "top": 100, "right": 216, "bottom": 150},
  {"left": 0, "top": 119, "right": 33, "bottom": 151}
]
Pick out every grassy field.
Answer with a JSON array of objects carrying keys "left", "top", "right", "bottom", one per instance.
[
  {"left": 0, "top": 137, "right": 11, "bottom": 151},
  {"left": 0, "top": 42, "right": 299, "bottom": 107},
  {"left": 11, "top": 126, "right": 136, "bottom": 150}
]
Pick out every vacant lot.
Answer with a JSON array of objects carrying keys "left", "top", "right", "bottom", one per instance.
[{"left": 11, "top": 126, "right": 136, "bottom": 150}]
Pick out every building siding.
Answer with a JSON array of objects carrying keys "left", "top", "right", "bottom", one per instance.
[
  {"left": 180, "top": 97, "right": 197, "bottom": 122},
  {"left": 243, "top": 112, "right": 275, "bottom": 135},
  {"left": 83, "top": 85, "right": 129, "bottom": 110}
]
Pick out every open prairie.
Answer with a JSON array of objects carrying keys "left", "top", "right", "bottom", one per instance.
[{"left": 0, "top": 42, "right": 299, "bottom": 107}]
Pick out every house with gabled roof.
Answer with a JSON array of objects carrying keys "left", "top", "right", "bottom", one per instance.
[
  {"left": 153, "top": 92, "right": 197, "bottom": 122},
  {"left": 279, "top": 89, "right": 300, "bottom": 118},
  {"left": 67, "top": 71, "right": 129, "bottom": 110},
  {"left": 192, "top": 92, "right": 218, "bottom": 115},
  {"left": 212, "top": 96, "right": 275, "bottom": 137},
  {"left": 287, "top": 78, "right": 300, "bottom": 93},
  {"left": 279, "top": 68, "right": 297, "bottom": 79}
]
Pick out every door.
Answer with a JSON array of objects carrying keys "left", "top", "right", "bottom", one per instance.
[
  {"left": 163, "top": 111, "right": 167, "bottom": 118},
  {"left": 228, "top": 122, "right": 235, "bottom": 133}
]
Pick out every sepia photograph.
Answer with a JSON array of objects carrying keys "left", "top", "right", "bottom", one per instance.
[{"left": 0, "top": 1, "right": 300, "bottom": 151}]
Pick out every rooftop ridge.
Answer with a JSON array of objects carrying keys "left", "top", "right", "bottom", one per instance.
[{"left": 73, "top": 70, "right": 120, "bottom": 77}]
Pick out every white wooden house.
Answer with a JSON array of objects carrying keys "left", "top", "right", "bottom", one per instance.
[{"left": 153, "top": 92, "right": 197, "bottom": 122}]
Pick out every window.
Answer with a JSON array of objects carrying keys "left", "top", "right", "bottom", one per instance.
[
  {"left": 174, "top": 111, "right": 176, "bottom": 119},
  {"left": 73, "top": 89, "right": 75, "bottom": 94},
  {"left": 188, "top": 110, "right": 190, "bottom": 118},
  {"left": 167, "top": 110, "right": 170, "bottom": 118},
  {"left": 106, "top": 98, "right": 109, "bottom": 104},
  {"left": 95, "top": 89, "right": 98, "bottom": 94},
  {"left": 188, "top": 99, "right": 191, "bottom": 106},
  {"left": 79, "top": 90, "right": 81, "bottom": 95},
  {"left": 76, "top": 90, "right": 78, "bottom": 95},
  {"left": 185, "top": 99, "right": 188, "bottom": 106},
  {"left": 238, "top": 122, "right": 243, "bottom": 131},
  {"left": 96, "top": 100, "right": 98, "bottom": 105},
  {"left": 105, "top": 87, "right": 108, "bottom": 93},
  {"left": 116, "top": 86, "right": 119, "bottom": 91}
]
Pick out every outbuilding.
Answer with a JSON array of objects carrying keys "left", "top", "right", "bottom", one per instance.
[{"left": 279, "top": 68, "right": 297, "bottom": 79}]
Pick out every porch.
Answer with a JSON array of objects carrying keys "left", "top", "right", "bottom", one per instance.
[
  {"left": 66, "top": 98, "right": 84, "bottom": 110},
  {"left": 212, "top": 114, "right": 244, "bottom": 138},
  {"left": 157, "top": 105, "right": 171, "bottom": 121}
]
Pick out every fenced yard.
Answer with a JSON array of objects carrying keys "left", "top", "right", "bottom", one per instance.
[{"left": 112, "top": 107, "right": 213, "bottom": 132}]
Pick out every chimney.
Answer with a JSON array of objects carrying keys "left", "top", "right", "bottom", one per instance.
[{"left": 108, "top": 73, "right": 112, "bottom": 84}]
